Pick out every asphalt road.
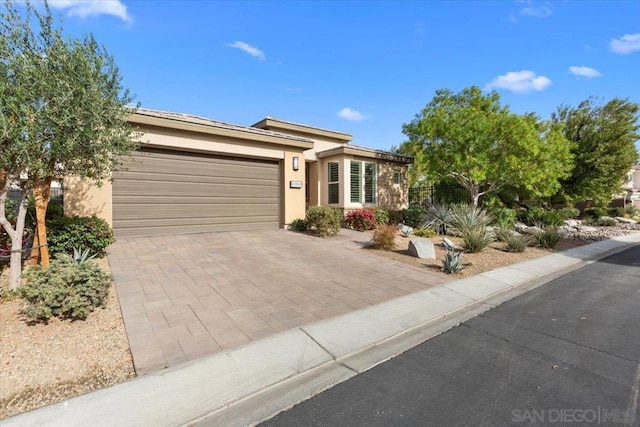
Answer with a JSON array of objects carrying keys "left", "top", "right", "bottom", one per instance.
[{"left": 262, "top": 245, "right": 640, "bottom": 427}]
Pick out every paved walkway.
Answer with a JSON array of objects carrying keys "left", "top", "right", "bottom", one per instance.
[{"left": 108, "top": 229, "right": 452, "bottom": 374}]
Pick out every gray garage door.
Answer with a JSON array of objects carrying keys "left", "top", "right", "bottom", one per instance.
[{"left": 113, "top": 148, "right": 280, "bottom": 237}]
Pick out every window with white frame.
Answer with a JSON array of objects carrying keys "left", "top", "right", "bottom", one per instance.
[
  {"left": 350, "top": 160, "right": 377, "bottom": 204},
  {"left": 328, "top": 162, "right": 339, "bottom": 204},
  {"left": 393, "top": 171, "right": 403, "bottom": 185}
]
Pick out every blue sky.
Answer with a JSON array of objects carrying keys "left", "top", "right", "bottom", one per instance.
[{"left": 37, "top": 1, "right": 640, "bottom": 151}]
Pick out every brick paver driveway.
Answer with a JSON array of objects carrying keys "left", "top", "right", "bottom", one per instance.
[{"left": 108, "top": 229, "right": 452, "bottom": 374}]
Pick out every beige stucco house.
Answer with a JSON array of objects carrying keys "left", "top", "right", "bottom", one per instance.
[{"left": 65, "top": 108, "right": 412, "bottom": 237}]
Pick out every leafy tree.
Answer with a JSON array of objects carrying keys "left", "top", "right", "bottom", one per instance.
[
  {"left": 0, "top": 1, "right": 139, "bottom": 289},
  {"left": 553, "top": 97, "right": 639, "bottom": 206},
  {"left": 401, "top": 86, "right": 574, "bottom": 207}
]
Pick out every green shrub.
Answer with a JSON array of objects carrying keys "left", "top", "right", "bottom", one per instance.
[
  {"left": 372, "top": 208, "right": 390, "bottom": 225},
  {"left": 442, "top": 249, "right": 464, "bottom": 274},
  {"left": 28, "top": 195, "right": 65, "bottom": 222},
  {"left": 47, "top": 216, "right": 114, "bottom": 257},
  {"left": 403, "top": 207, "right": 425, "bottom": 228},
  {"left": 584, "top": 207, "right": 606, "bottom": 219},
  {"left": 371, "top": 225, "right": 397, "bottom": 250},
  {"left": 306, "top": 206, "right": 342, "bottom": 237},
  {"left": 558, "top": 207, "right": 580, "bottom": 220},
  {"left": 597, "top": 216, "right": 618, "bottom": 227},
  {"left": 345, "top": 209, "right": 377, "bottom": 231},
  {"left": 624, "top": 205, "right": 639, "bottom": 217},
  {"left": 448, "top": 204, "right": 494, "bottom": 235},
  {"left": 289, "top": 218, "right": 308, "bottom": 232},
  {"left": 413, "top": 227, "right": 437, "bottom": 238},
  {"left": 606, "top": 207, "right": 625, "bottom": 218},
  {"left": 518, "top": 207, "right": 564, "bottom": 227},
  {"left": 387, "top": 210, "right": 405, "bottom": 225},
  {"left": 502, "top": 233, "right": 533, "bottom": 253},
  {"left": 534, "top": 227, "right": 561, "bottom": 249},
  {"left": 20, "top": 254, "right": 112, "bottom": 321},
  {"left": 494, "top": 227, "right": 514, "bottom": 242},
  {"left": 420, "top": 203, "right": 451, "bottom": 235},
  {"left": 461, "top": 228, "right": 494, "bottom": 253},
  {"left": 487, "top": 206, "right": 517, "bottom": 228}
]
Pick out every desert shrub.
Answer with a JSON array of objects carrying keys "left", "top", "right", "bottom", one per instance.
[
  {"left": 448, "top": 204, "right": 493, "bottom": 235},
  {"left": 387, "top": 210, "right": 405, "bottom": 225},
  {"left": 442, "top": 249, "right": 464, "bottom": 274},
  {"left": 606, "top": 207, "right": 625, "bottom": 218},
  {"left": 345, "top": 209, "right": 377, "bottom": 231},
  {"left": 47, "top": 215, "right": 114, "bottom": 257},
  {"left": 420, "top": 203, "right": 451, "bottom": 235},
  {"left": 502, "top": 233, "right": 533, "bottom": 253},
  {"left": 372, "top": 208, "right": 390, "bottom": 225},
  {"left": 584, "top": 207, "right": 606, "bottom": 219},
  {"left": 534, "top": 227, "right": 561, "bottom": 249},
  {"left": 518, "top": 207, "right": 564, "bottom": 227},
  {"left": 461, "top": 228, "right": 494, "bottom": 253},
  {"left": 20, "top": 254, "right": 112, "bottom": 321},
  {"left": 624, "top": 205, "right": 639, "bottom": 217},
  {"left": 597, "top": 217, "right": 618, "bottom": 227},
  {"left": 371, "top": 225, "right": 397, "bottom": 251},
  {"left": 289, "top": 218, "right": 308, "bottom": 232},
  {"left": 402, "top": 207, "right": 425, "bottom": 228},
  {"left": 558, "top": 207, "right": 580, "bottom": 220},
  {"left": 487, "top": 206, "right": 517, "bottom": 228},
  {"left": 306, "top": 206, "right": 342, "bottom": 237},
  {"left": 413, "top": 227, "right": 437, "bottom": 238},
  {"left": 494, "top": 227, "right": 513, "bottom": 242}
]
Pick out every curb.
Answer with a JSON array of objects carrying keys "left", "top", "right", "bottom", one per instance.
[{"left": 5, "top": 234, "right": 640, "bottom": 427}]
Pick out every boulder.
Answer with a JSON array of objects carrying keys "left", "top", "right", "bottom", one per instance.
[
  {"left": 615, "top": 217, "right": 637, "bottom": 224},
  {"left": 579, "top": 226, "right": 598, "bottom": 232},
  {"left": 514, "top": 221, "right": 528, "bottom": 232},
  {"left": 521, "top": 226, "right": 543, "bottom": 235},
  {"left": 442, "top": 237, "right": 459, "bottom": 251},
  {"left": 408, "top": 238, "right": 436, "bottom": 259},
  {"left": 563, "top": 219, "right": 579, "bottom": 228},
  {"left": 398, "top": 223, "right": 413, "bottom": 237},
  {"left": 557, "top": 227, "right": 570, "bottom": 238}
]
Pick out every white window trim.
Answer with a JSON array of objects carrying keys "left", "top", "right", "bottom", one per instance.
[{"left": 327, "top": 161, "right": 340, "bottom": 205}]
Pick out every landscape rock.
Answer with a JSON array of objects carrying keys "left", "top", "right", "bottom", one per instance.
[
  {"left": 408, "top": 238, "right": 436, "bottom": 259},
  {"left": 441, "top": 237, "right": 459, "bottom": 251},
  {"left": 579, "top": 226, "right": 598, "bottom": 233},
  {"left": 557, "top": 227, "right": 570, "bottom": 238},
  {"left": 615, "top": 217, "right": 637, "bottom": 224},
  {"left": 398, "top": 223, "right": 414, "bottom": 237},
  {"left": 563, "top": 219, "right": 579, "bottom": 228},
  {"left": 596, "top": 216, "right": 618, "bottom": 226},
  {"left": 521, "top": 226, "right": 544, "bottom": 235},
  {"left": 514, "top": 222, "right": 528, "bottom": 232}
]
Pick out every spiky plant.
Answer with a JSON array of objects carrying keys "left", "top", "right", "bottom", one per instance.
[
  {"left": 448, "top": 204, "right": 494, "bottom": 235},
  {"left": 442, "top": 249, "right": 464, "bottom": 274},
  {"left": 420, "top": 203, "right": 451, "bottom": 235}
]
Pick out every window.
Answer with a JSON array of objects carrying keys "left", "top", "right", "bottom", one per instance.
[
  {"left": 393, "top": 172, "right": 402, "bottom": 185},
  {"left": 350, "top": 161, "right": 377, "bottom": 204},
  {"left": 328, "top": 162, "right": 339, "bottom": 204},
  {"left": 350, "top": 161, "right": 361, "bottom": 203}
]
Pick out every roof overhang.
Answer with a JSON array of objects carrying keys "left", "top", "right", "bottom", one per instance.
[
  {"left": 316, "top": 146, "right": 413, "bottom": 164},
  {"left": 252, "top": 117, "right": 352, "bottom": 143},
  {"left": 129, "top": 111, "right": 314, "bottom": 150}
]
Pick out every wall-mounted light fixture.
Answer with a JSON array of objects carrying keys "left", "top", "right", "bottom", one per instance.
[{"left": 292, "top": 156, "right": 299, "bottom": 171}]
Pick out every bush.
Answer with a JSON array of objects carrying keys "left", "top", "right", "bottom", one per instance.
[
  {"left": 517, "top": 207, "right": 564, "bottom": 227},
  {"left": 413, "top": 227, "right": 437, "bottom": 238},
  {"left": 28, "top": 195, "right": 65, "bottom": 222},
  {"left": 345, "top": 209, "right": 377, "bottom": 231},
  {"left": 558, "top": 207, "right": 580, "bottom": 220},
  {"left": 20, "top": 254, "right": 112, "bottom": 321},
  {"left": 289, "top": 218, "right": 308, "bottom": 232},
  {"left": 624, "top": 205, "right": 639, "bottom": 217},
  {"left": 420, "top": 203, "right": 451, "bottom": 235},
  {"left": 387, "top": 210, "right": 405, "bottom": 225},
  {"left": 606, "top": 207, "right": 625, "bottom": 218},
  {"left": 442, "top": 249, "right": 464, "bottom": 274},
  {"left": 502, "top": 233, "right": 533, "bottom": 253},
  {"left": 584, "top": 207, "right": 606, "bottom": 219},
  {"left": 597, "top": 216, "right": 618, "bottom": 227},
  {"left": 487, "top": 206, "right": 517, "bottom": 228},
  {"left": 46, "top": 215, "right": 114, "bottom": 257},
  {"left": 461, "top": 228, "right": 494, "bottom": 253},
  {"left": 448, "top": 204, "right": 493, "bottom": 235},
  {"left": 403, "top": 207, "right": 425, "bottom": 228},
  {"left": 371, "top": 225, "right": 397, "bottom": 251},
  {"left": 372, "top": 208, "right": 390, "bottom": 225},
  {"left": 306, "top": 206, "right": 342, "bottom": 237},
  {"left": 534, "top": 227, "right": 561, "bottom": 249}
]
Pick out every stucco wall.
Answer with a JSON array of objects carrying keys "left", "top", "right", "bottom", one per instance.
[
  {"left": 64, "top": 178, "right": 113, "bottom": 226},
  {"left": 282, "top": 151, "right": 306, "bottom": 224}
]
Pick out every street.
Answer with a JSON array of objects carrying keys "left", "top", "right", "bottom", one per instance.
[{"left": 263, "top": 245, "right": 640, "bottom": 426}]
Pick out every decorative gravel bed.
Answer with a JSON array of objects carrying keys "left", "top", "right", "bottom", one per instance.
[{"left": 0, "top": 258, "right": 134, "bottom": 420}]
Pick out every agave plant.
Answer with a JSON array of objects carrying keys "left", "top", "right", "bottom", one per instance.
[
  {"left": 72, "top": 247, "right": 97, "bottom": 265},
  {"left": 420, "top": 203, "right": 451, "bottom": 235},
  {"left": 448, "top": 204, "right": 494, "bottom": 235},
  {"left": 441, "top": 249, "right": 464, "bottom": 274}
]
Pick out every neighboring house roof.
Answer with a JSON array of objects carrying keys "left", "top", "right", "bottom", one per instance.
[
  {"left": 129, "top": 108, "right": 315, "bottom": 149},
  {"left": 632, "top": 163, "right": 640, "bottom": 171},
  {"left": 252, "top": 117, "right": 353, "bottom": 143},
  {"left": 316, "top": 144, "right": 413, "bottom": 164}
]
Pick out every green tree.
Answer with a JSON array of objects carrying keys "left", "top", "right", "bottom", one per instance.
[
  {"left": 1, "top": 1, "right": 139, "bottom": 289},
  {"left": 553, "top": 97, "right": 639, "bottom": 206},
  {"left": 401, "top": 86, "right": 574, "bottom": 207}
]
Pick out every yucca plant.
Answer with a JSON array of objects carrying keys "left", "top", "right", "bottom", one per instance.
[
  {"left": 502, "top": 233, "right": 533, "bottom": 253},
  {"left": 447, "top": 204, "right": 494, "bottom": 235},
  {"left": 442, "top": 249, "right": 464, "bottom": 274},
  {"left": 420, "top": 203, "right": 451, "bottom": 235},
  {"left": 461, "top": 228, "right": 494, "bottom": 253},
  {"left": 72, "top": 247, "right": 97, "bottom": 265},
  {"left": 534, "top": 227, "right": 561, "bottom": 249},
  {"left": 494, "top": 227, "right": 515, "bottom": 242}
]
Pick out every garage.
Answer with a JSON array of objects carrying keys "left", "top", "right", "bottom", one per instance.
[{"left": 112, "top": 148, "right": 280, "bottom": 237}]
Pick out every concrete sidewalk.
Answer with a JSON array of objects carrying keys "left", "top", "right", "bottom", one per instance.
[{"left": 5, "top": 233, "right": 640, "bottom": 427}]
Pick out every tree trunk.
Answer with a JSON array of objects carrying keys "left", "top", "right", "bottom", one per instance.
[
  {"left": 470, "top": 186, "right": 480, "bottom": 208},
  {"left": 4, "top": 192, "right": 29, "bottom": 290},
  {"left": 32, "top": 176, "right": 52, "bottom": 268}
]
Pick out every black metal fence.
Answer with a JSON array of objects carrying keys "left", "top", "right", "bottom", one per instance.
[{"left": 408, "top": 185, "right": 471, "bottom": 208}]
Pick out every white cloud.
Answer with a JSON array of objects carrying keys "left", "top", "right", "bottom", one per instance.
[
  {"left": 569, "top": 66, "right": 602, "bottom": 78},
  {"left": 227, "top": 41, "right": 266, "bottom": 61},
  {"left": 610, "top": 33, "right": 640, "bottom": 55},
  {"left": 486, "top": 70, "right": 552, "bottom": 94},
  {"left": 337, "top": 107, "right": 368, "bottom": 122},
  {"left": 49, "top": 0, "right": 133, "bottom": 23},
  {"left": 510, "top": 2, "right": 552, "bottom": 23}
]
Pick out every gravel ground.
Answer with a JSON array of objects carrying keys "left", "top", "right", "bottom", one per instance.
[{"left": 0, "top": 258, "right": 134, "bottom": 420}]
